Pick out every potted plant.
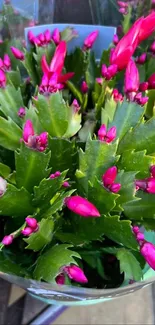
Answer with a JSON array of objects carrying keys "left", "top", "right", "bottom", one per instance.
[{"left": 0, "top": 5, "right": 155, "bottom": 306}]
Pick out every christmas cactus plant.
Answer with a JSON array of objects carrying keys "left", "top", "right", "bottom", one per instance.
[{"left": 1, "top": 10, "right": 155, "bottom": 289}]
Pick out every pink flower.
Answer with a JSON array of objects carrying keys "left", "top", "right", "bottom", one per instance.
[
  {"left": 21, "top": 227, "right": 33, "bottom": 236},
  {"left": 72, "top": 99, "right": 80, "bottom": 112},
  {"left": 138, "top": 12, "right": 155, "bottom": 43},
  {"left": 65, "top": 196, "right": 100, "bottom": 217},
  {"left": 0, "top": 177, "right": 7, "bottom": 196},
  {"left": 11, "top": 47, "right": 25, "bottom": 60},
  {"left": 102, "top": 167, "right": 121, "bottom": 193},
  {"left": 139, "top": 82, "right": 148, "bottom": 92},
  {"left": 63, "top": 265, "right": 88, "bottom": 283},
  {"left": 3, "top": 54, "right": 11, "bottom": 70},
  {"left": 134, "top": 93, "right": 148, "bottom": 106},
  {"left": 25, "top": 217, "right": 38, "bottom": 230},
  {"left": 119, "top": 7, "right": 128, "bottom": 14},
  {"left": 98, "top": 124, "right": 117, "bottom": 143},
  {"left": 62, "top": 181, "right": 70, "bottom": 188},
  {"left": 136, "top": 177, "right": 155, "bottom": 193},
  {"left": 132, "top": 226, "right": 140, "bottom": 235},
  {"left": 49, "top": 171, "right": 61, "bottom": 179},
  {"left": 150, "top": 165, "right": 155, "bottom": 178},
  {"left": 81, "top": 81, "right": 89, "bottom": 93},
  {"left": 125, "top": 59, "right": 139, "bottom": 96},
  {"left": 101, "top": 64, "right": 118, "bottom": 80},
  {"left": 22, "top": 120, "right": 48, "bottom": 152},
  {"left": 28, "top": 31, "right": 35, "bottom": 44},
  {"left": 44, "top": 29, "right": 51, "bottom": 43},
  {"left": 18, "top": 107, "right": 26, "bottom": 118},
  {"left": 0, "top": 70, "right": 6, "bottom": 88},
  {"left": 52, "top": 28, "right": 61, "bottom": 45},
  {"left": 113, "top": 34, "right": 119, "bottom": 45},
  {"left": 56, "top": 273, "right": 65, "bottom": 285},
  {"left": 148, "top": 73, "right": 155, "bottom": 89},
  {"left": 2, "top": 235, "right": 13, "bottom": 246},
  {"left": 136, "top": 53, "right": 147, "bottom": 65},
  {"left": 140, "top": 242, "right": 155, "bottom": 270},
  {"left": 83, "top": 30, "right": 99, "bottom": 50},
  {"left": 112, "top": 89, "right": 124, "bottom": 102},
  {"left": 150, "top": 41, "right": 155, "bottom": 53},
  {"left": 117, "top": 1, "right": 128, "bottom": 7}
]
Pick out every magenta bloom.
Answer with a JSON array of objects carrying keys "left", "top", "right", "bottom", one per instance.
[
  {"left": 102, "top": 166, "right": 121, "bottom": 193},
  {"left": 81, "top": 81, "right": 89, "bottom": 93},
  {"left": 150, "top": 165, "right": 155, "bottom": 178},
  {"left": 18, "top": 107, "right": 26, "bottom": 118},
  {"left": 136, "top": 53, "right": 147, "bottom": 65},
  {"left": 11, "top": 47, "right": 25, "bottom": 60},
  {"left": 148, "top": 73, "right": 155, "bottom": 89},
  {"left": 117, "top": 1, "right": 128, "bottom": 7},
  {"left": 150, "top": 41, "right": 155, "bottom": 53},
  {"left": 113, "top": 34, "right": 119, "bottom": 46},
  {"left": 56, "top": 273, "right": 65, "bottom": 285},
  {"left": 65, "top": 196, "right": 100, "bottom": 217},
  {"left": 139, "top": 82, "right": 148, "bottom": 92},
  {"left": 83, "top": 30, "right": 99, "bottom": 50},
  {"left": 140, "top": 242, "right": 155, "bottom": 270},
  {"left": 44, "top": 29, "right": 51, "bottom": 43},
  {"left": 125, "top": 59, "right": 139, "bottom": 96},
  {"left": 63, "top": 265, "right": 88, "bottom": 284},
  {"left": 3, "top": 54, "right": 11, "bottom": 70},
  {"left": 0, "top": 70, "right": 6, "bottom": 88},
  {"left": 21, "top": 227, "right": 33, "bottom": 236},
  {"left": 2, "top": 235, "right": 13, "bottom": 246},
  {"left": 98, "top": 124, "right": 117, "bottom": 144},
  {"left": 52, "top": 28, "right": 61, "bottom": 45},
  {"left": 101, "top": 64, "right": 118, "bottom": 80},
  {"left": 22, "top": 120, "right": 48, "bottom": 152},
  {"left": 25, "top": 217, "right": 38, "bottom": 230}
]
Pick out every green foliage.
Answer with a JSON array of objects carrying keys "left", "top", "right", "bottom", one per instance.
[
  {"left": 0, "top": 251, "right": 26, "bottom": 276},
  {"left": 0, "top": 117, "right": 22, "bottom": 151},
  {"left": 15, "top": 145, "right": 51, "bottom": 193},
  {"left": 0, "top": 85, "right": 23, "bottom": 125},
  {"left": 0, "top": 162, "right": 11, "bottom": 178},
  {"left": 123, "top": 191, "right": 155, "bottom": 220},
  {"left": 24, "top": 219, "right": 54, "bottom": 252},
  {"left": 117, "top": 248, "right": 142, "bottom": 281},
  {"left": 34, "top": 244, "right": 81, "bottom": 282}
]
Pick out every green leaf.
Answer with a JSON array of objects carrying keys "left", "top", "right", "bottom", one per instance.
[
  {"left": 123, "top": 191, "right": 155, "bottom": 220},
  {"left": 118, "top": 117, "right": 155, "bottom": 155},
  {"left": 35, "top": 93, "right": 68, "bottom": 137},
  {"left": 64, "top": 109, "right": 82, "bottom": 138},
  {"left": 33, "top": 170, "right": 67, "bottom": 207},
  {"left": 0, "top": 85, "right": 24, "bottom": 125},
  {"left": 117, "top": 248, "right": 142, "bottom": 281},
  {"left": 0, "top": 117, "right": 22, "bottom": 151},
  {"left": 0, "top": 162, "right": 11, "bottom": 178},
  {"left": 100, "top": 49, "right": 110, "bottom": 68},
  {"left": 6, "top": 69, "right": 21, "bottom": 89},
  {"left": 108, "top": 100, "right": 144, "bottom": 141},
  {"left": 122, "top": 5, "right": 132, "bottom": 34},
  {"left": 145, "top": 89, "right": 155, "bottom": 118},
  {"left": 118, "top": 149, "right": 155, "bottom": 179},
  {"left": 115, "top": 171, "right": 138, "bottom": 211},
  {"left": 25, "top": 102, "right": 43, "bottom": 134},
  {"left": 78, "top": 120, "right": 96, "bottom": 142},
  {"left": 34, "top": 244, "right": 81, "bottom": 282},
  {"left": 0, "top": 251, "right": 26, "bottom": 276},
  {"left": 66, "top": 81, "right": 83, "bottom": 104},
  {"left": 33, "top": 42, "right": 56, "bottom": 77},
  {"left": 15, "top": 145, "right": 51, "bottom": 193},
  {"left": 42, "top": 189, "right": 75, "bottom": 217},
  {"left": 88, "top": 177, "right": 119, "bottom": 214},
  {"left": 79, "top": 136, "right": 118, "bottom": 186},
  {"left": 48, "top": 137, "right": 78, "bottom": 176},
  {"left": 23, "top": 50, "right": 39, "bottom": 86},
  {"left": 146, "top": 57, "right": 155, "bottom": 79},
  {"left": 24, "top": 219, "right": 54, "bottom": 252},
  {"left": 85, "top": 51, "right": 96, "bottom": 90},
  {"left": 0, "top": 183, "right": 34, "bottom": 217},
  {"left": 65, "top": 48, "right": 85, "bottom": 85},
  {"left": 61, "top": 27, "right": 78, "bottom": 42},
  {"left": 101, "top": 97, "right": 117, "bottom": 126},
  {"left": 102, "top": 215, "right": 138, "bottom": 250}
]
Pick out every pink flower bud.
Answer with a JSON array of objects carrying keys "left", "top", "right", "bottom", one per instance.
[
  {"left": 44, "top": 29, "right": 51, "bottom": 43},
  {"left": 38, "top": 33, "right": 45, "bottom": 44},
  {"left": 139, "top": 82, "right": 148, "bottom": 92},
  {"left": 25, "top": 217, "right": 38, "bottom": 230},
  {"left": 132, "top": 226, "right": 139, "bottom": 234},
  {"left": 146, "top": 178, "right": 155, "bottom": 193},
  {"left": 63, "top": 181, "right": 70, "bottom": 188},
  {"left": 2, "top": 235, "right": 13, "bottom": 246},
  {"left": 18, "top": 107, "right": 26, "bottom": 118},
  {"left": 55, "top": 171, "right": 61, "bottom": 177},
  {"left": 81, "top": 81, "right": 88, "bottom": 93},
  {"left": 110, "top": 183, "right": 121, "bottom": 193},
  {"left": 106, "top": 126, "right": 117, "bottom": 143},
  {"left": 119, "top": 7, "right": 128, "bottom": 14},
  {"left": 11, "top": 47, "right": 25, "bottom": 60},
  {"left": 102, "top": 166, "right": 117, "bottom": 187},
  {"left": 136, "top": 53, "right": 147, "bottom": 65},
  {"left": 96, "top": 78, "right": 103, "bottom": 85},
  {"left": 3, "top": 54, "right": 11, "bottom": 69},
  {"left": 65, "top": 196, "right": 100, "bottom": 217},
  {"left": 52, "top": 28, "right": 61, "bottom": 45},
  {"left": 21, "top": 227, "right": 33, "bottom": 236},
  {"left": 140, "top": 242, "right": 155, "bottom": 270},
  {"left": 0, "top": 70, "right": 6, "bottom": 88},
  {"left": 0, "top": 58, "right": 3, "bottom": 69},
  {"left": 148, "top": 73, "right": 155, "bottom": 89},
  {"left": 101, "top": 64, "right": 108, "bottom": 77},
  {"left": 112, "top": 89, "right": 119, "bottom": 97},
  {"left": 150, "top": 41, "right": 155, "bottom": 53},
  {"left": 72, "top": 99, "right": 80, "bottom": 112},
  {"left": 83, "top": 30, "right": 99, "bottom": 50},
  {"left": 36, "top": 132, "right": 48, "bottom": 151},
  {"left": 98, "top": 124, "right": 107, "bottom": 141},
  {"left": 136, "top": 232, "right": 145, "bottom": 242},
  {"left": 50, "top": 174, "right": 56, "bottom": 179},
  {"left": 56, "top": 273, "right": 65, "bottom": 285},
  {"left": 63, "top": 265, "right": 88, "bottom": 283},
  {"left": 0, "top": 177, "right": 7, "bottom": 196},
  {"left": 150, "top": 165, "right": 155, "bottom": 178},
  {"left": 108, "top": 64, "right": 118, "bottom": 78},
  {"left": 28, "top": 31, "right": 35, "bottom": 44},
  {"left": 138, "top": 97, "right": 148, "bottom": 106},
  {"left": 125, "top": 59, "right": 139, "bottom": 94},
  {"left": 23, "top": 120, "right": 35, "bottom": 143},
  {"left": 117, "top": 1, "right": 128, "bottom": 7},
  {"left": 113, "top": 34, "right": 119, "bottom": 45}
]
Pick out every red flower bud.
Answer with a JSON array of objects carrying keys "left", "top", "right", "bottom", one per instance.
[{"left": 65, "top": 196, "right": 100, "bottom": 217}]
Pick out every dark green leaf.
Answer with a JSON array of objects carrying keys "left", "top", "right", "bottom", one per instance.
[
  {"left": 23, "top": 50, "right": 39, "bottom": 86},
  {"left": 42, "top": 189, "right": 75, "bottom": 217},
  {"left": 24, "top": 219, "right": 54, "bottom": 252},
  {"left": 65, "top": 48, "right": 85, "bottom": 85},
  {"left": 85, "top": 51, "right": 96, "bottom": 90},
  {"left": 123, "top": 191, "right": 155, "bottom": 220},
  {"left": 0, "top": 251, "right": 26, "bottom": 276},
  {"left": 118, "top": 149, "right": 154, "bottom": 179},
  {"left": 33, "top": 170, "right": 67, "bottom": 207},
  {"left": 117, "top": 248, "right": 142, "bottom": 281},
  {"left": 35, "top": 93, "right": 68, "bottom": 137},
  {"left": 66, "top": 81, "right": 83, "bottom": 104},
  {"left": 145, "top": 89, "right": 155, "bottom": 119},
  {"left": 0, "top": 162, "right": 11, "bottom": 178},
  {"left": 0, "top": 85, "right": 24, "bottom": 125},
  {"left": 34, "top": 244, "right": 81, "bottom": 282},
  {"left": 0, "top": 183, "right": 34, "bottom": 217},
  {"left": 108, "top": 100, "right": 144, "bottom": 141},
  {"left": 115, "top": 171, "right": 138, "bottom": 211},
  {"left": 0, "top": 117, "right": 22, "bottom": 151},
  {"left": 118, "top": 117, "right": 155, "bottom": 155},
  {"left": 15, "top": 145, "right": 51, "bottom": 192}
]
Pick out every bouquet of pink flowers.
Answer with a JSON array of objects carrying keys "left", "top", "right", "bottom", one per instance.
[{"left": 1, "top": 9, "right": 155, "bottom": 289}]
